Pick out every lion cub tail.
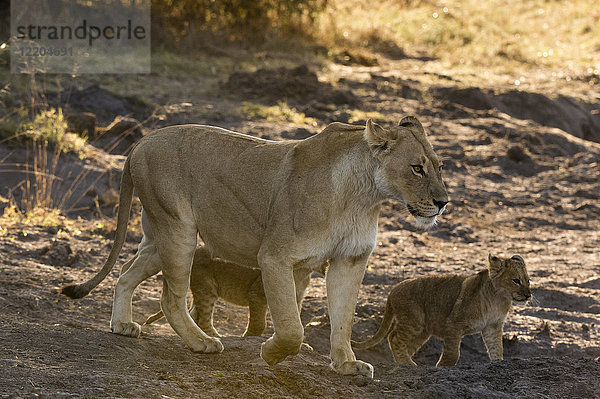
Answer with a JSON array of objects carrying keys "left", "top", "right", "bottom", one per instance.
[
  {"left": 143, "top": 304, "right": 196, "bottom": 326},
  {"left": 60, "top": 157, "right": 135, "bottom": 299},
  {"left": 143, "top": 310, "right": 164, "bottom": 326},
  {"left": 351, "top": 299, "right": 394, "bottom": 350}
]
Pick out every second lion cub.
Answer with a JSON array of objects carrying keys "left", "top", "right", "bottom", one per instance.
[
  {"left": 353, "top": 254, "right": 531, "bottom": 366},
  {"left": 144, "top": 246, "right": 326, "bottom": 337}
]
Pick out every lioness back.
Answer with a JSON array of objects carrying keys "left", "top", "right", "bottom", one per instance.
[{"left": 131, "top": 125, "right": 293, "bottom": 267}]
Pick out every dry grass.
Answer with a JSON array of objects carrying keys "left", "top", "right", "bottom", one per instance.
[
  {"left": 240, "top": 101, "right": 318, "bottom": 125},
  {"left": 0, "top": 108, "right": 130, "bottom": 225},
  {"left": 315, "top": 0, "right": 600, "bottom": 82}
]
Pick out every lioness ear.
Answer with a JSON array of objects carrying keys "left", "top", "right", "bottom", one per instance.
[
  {"left": 488, "top": 253, "right": 504, "bottom": 277},
  {"left": 399, "top": 116, "right": 425, "bottom": 133},
  {"left": 365, "top": 119, "right": 392, "bottom": 155},
  {"left": 511, "top": 255, "right": 524, "bottom": 263}
]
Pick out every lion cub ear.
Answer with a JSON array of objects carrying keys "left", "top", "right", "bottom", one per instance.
[
  {"left": 488, "top": 253, "right": 504, "bottom": 278},
  {"left": 365, "top": 119, "right": 395, "bottom": 155},
  {"left": 511, "top": 255, "right": 524, "bottom": 263}
]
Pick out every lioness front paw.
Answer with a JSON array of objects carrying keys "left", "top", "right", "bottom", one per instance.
[
  {"left": 189, "top": 336, "right": 224, "bottom": 353},
  {"left": 331, "top": 360, "right": 374, "bottom": 378},
  {"left": 111, "top": 321, "right": 142, "bottom": 338},
  {"left": 260, "top": 337, "right": 300, "bottom": 366}
]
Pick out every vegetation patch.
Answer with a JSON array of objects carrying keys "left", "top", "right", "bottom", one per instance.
[{"left": 240, "top": 101, "right": 317, "bottom": 125}]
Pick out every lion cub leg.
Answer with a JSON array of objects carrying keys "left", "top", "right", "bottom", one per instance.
[
  {"left": 387, "top": 308, "right": 426, "bottom": 365},
  {"left": 387, "top": 327, "right": 417, "bottom": 365},
  {"left": 407, "top": 332, "right": 431, "bottom": 360},
  {"left": 188, "top": 259, "right": 221, "bottom": 337},
  {"left": 481, "top": 323, "right": 504, "bottom": 361},
  {"left": 293, "top": 267, "right": 317, "bottom": 313},
  {"left": 189, "top": 286, "right": 220, "bottom": 337},
  {"left": 244, "top": 277, "right": 268, "bottom": 336},
  {"left": 386, "top": 304, "right": 426, "bottom": 365},
  {"left": 437, "top": 334, "right": 462, "bottom": 366},
  {"left": 389, "top": 328, "right": 430, "bottom": 365}
]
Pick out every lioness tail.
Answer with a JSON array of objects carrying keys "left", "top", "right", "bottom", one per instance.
[
  {"left": 351, "top": 298, "right": 394, "bottom": 350},
  {"left": 60, "top": 156, "right": 134, "bottom": 299}
]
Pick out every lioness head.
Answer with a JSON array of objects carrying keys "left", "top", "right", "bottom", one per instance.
[
  {"left": 365, "top": 116, "right": 448, "bottom": 228},
  {"left": 488, "top": 254, "right": 532, "bottom": 302}
]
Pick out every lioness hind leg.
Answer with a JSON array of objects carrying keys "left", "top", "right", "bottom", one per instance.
[
  {"left": 111, "top": 250, "right": 161, "bottom": 337},
  {"left": 111, "top": 212, "right": 162, "bottom": 337},
  {"left": 154, "top": 219, "right": 223, "bottom": 354}
]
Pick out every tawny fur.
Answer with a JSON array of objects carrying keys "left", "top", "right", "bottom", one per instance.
[
  {"left": 143, "top": 246, "right": 327, "bottom": 337},
  {"left": 60, "top": 117, "right": 448, "bottom": 378},
  {"left": 353, "top": 254, "right": 531, "bottom": 366}
]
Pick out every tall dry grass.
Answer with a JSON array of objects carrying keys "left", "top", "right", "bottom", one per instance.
[{"left": 314, "top": 0, "right": 600, "bottom": 75}]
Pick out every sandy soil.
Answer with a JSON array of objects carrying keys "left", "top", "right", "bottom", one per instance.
[{"left": 1, "top": 55, "right": 600, "bottom": 398}]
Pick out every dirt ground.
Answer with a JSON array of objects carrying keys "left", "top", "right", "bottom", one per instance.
[{"left": 1, "top": 53, "right": 600, "bottom": 398}]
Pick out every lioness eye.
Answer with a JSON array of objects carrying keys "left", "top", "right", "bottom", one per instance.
[
  {"left": 439, "top": 164, "right": 444, "bottom": 171},
  {"left": 512, "top": 278, "right": 521, "bottom": 285},
  {"left": 411, "top": 165, "right": 424, "bottom": 176}
]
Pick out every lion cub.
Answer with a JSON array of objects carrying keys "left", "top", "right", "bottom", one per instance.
[
  {"left": 353, "top": 254, "right": 531, "bottom": 366},
  {"left": 144, "top": 246, "right": 325, "bottom": 337}
]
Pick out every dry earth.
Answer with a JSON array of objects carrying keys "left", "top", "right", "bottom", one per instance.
[{"left": 1, "top": 54, "right": 600, "bottom": 398}]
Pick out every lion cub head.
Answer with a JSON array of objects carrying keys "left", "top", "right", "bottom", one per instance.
[
  {"left": 365, "top": 116, "right": 448, "bottom": 229},
  {"left": 488, "top": 254, "right": 532, "bottom": 302}
]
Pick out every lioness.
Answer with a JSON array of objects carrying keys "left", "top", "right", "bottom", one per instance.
[
  {"left": 352, "top": 254, "right": 531, "bottom": 366},
  {"left": 143, "top": 246, "right": 327, "bottom": 337},
  {"left": 61, "top": 117, "right": 448, "bottom": 377}
]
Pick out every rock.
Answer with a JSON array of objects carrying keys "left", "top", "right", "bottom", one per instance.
[
  {"left": 55, "top": 84, "right": 154, "bottom": 125},
  {"left": 65, "top": 112, "right": 96, "bottom": 138},
  {"left": 333, "top": 49, "right": 379, "bottom": 67},
  {"left": 99, "top": 188, "right": 119, "bottom": 207},
  {"left": 39, "top": 241, "right": 72, "bottom": 266},
  {"left": 506, "top": 145, "right": 531, "bottom": 163},
  {"left": 222, "top": 65, "right": 359, "bottom": 107},
  {"left": 96, "top": 116, "right": 144, "bottom": 154},
  {"left": 281, "top": 128, "right": 314, "bottom": 140},
  {"left": 104, "top": 116, "right": 143, "bottom": 138}
]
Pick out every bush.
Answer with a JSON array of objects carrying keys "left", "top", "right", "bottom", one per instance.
[{"left": 152, "top": 0, "right": 328, "bottom": 42}]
